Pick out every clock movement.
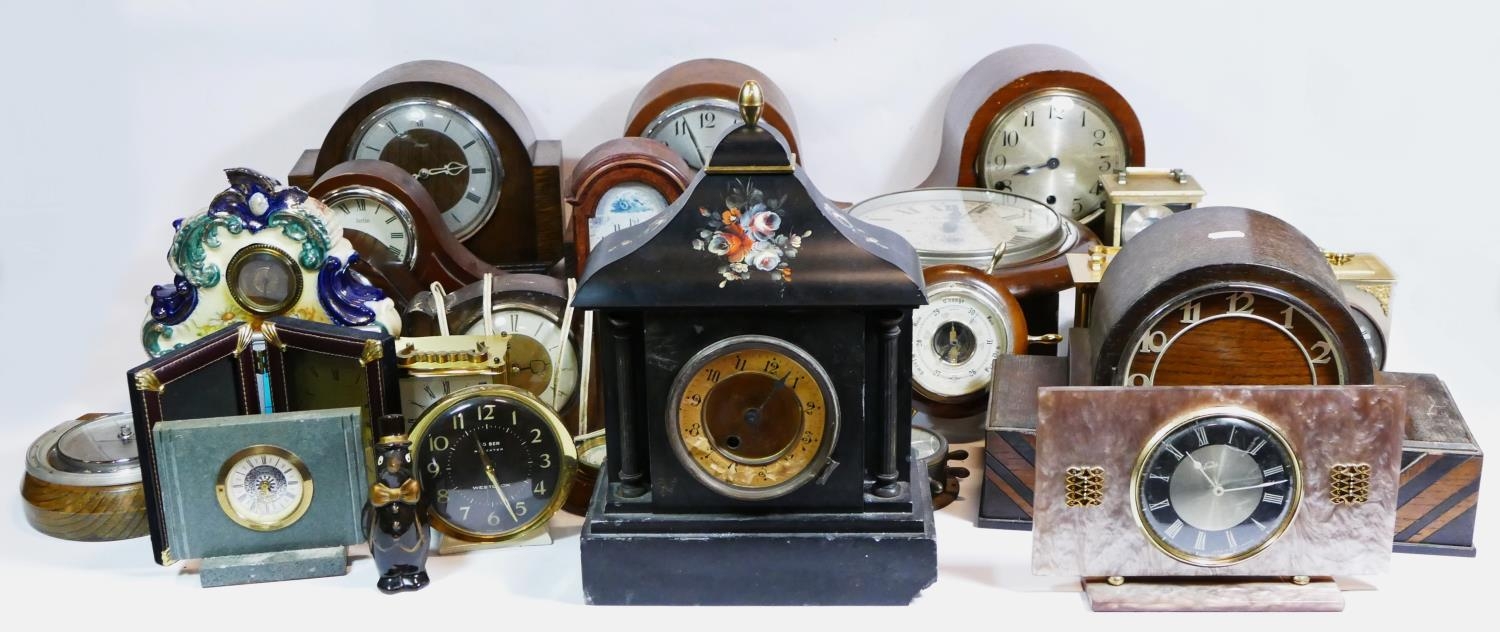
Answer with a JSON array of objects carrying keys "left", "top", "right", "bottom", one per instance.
[
  {"left": 1031, "top": 386, "right": 1405, "bottom": 611},
  {"left": 308, "top": 159, "right": 502, "bottom": 295},
  {"left": 288, "top": 60, "right": 563, "bottom": 273},
  {"left": 22, "top": 413, "right": 147, "bottom": 542},
  {"left": 142, "top": 169, "right": 400, "bottom": 358},
  {"left": 921, "top": 44, "right": 1145, "bottom": 228},
  {"left": 574, "top": 81, "right": 936, "bottom": 605},
  {"left": 150, "top": 408, "right": 368, "bottom": 587},
  {"left": 625, "top": 58, "right": 800, "bottom": 170},
  {"left": 566, "top": 137, "right": 691, "bottom": 272}
]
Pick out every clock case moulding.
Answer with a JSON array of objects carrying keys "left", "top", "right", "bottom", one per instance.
[
  {"left": 574, "top": 87, "right": 936, "bottom": 605},
  {"left": 624, "top": 58, "right": 801, "bottom": 166},
  {"left": 973, "top": 211, "right": 1483, "bottom": 556},
  {"left": 128, "top": 318, "right": 400, "bottom": 567},
  {"left": 288, "top": 60, "right": 564, "bottom": 275}
]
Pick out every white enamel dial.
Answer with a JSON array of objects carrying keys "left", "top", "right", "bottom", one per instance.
[
  {"left": 349, "top": 98, "right": 502, "bottom": 240},
  {"left": 978, "top": 90, "right": 1127, "bottom": 222},
  {"left": 219, "top": 449, "right": 309, "bottom": 529},
  {"left": 589, "top": 182, "right": 669, "bottom": 248},
  {"left": 400, "top": 373, "right": 497, "bottom": 421},
  {"left": 464, "top": 306, "right": 580, "bottom": 409},
  {"left": 322, "top": 186, "right": 417, "bottom": 264},
  {"left": 911, "top": 282, "right": 1012, "bottom": 399}
]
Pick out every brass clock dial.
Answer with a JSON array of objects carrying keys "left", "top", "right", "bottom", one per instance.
[
  {"left": 1134, "top": 409, "right": 1301, "bottom": 566},
  {"left": 1122, "top": 287, "right": 1345, "bottom": 387},
  {"left": 215, "top": 445, "right": 313, "bottom": 532},
  {"left": 668, "top": 336, "right": 839, "bottom": 500}
]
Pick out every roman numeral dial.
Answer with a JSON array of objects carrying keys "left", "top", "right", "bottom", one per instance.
[
  {"left": 1136, "top": 413, "right": 1300, "bottom": 565},
  {"left": 320, "top": 187, "right": 418, "bottom": 265}
]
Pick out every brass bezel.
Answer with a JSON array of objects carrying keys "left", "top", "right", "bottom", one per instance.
[
  {"left": 215, "top": 444, "right": 315, "bottom": 532},
  {"left": 226, "top": 244, "right": 304, "bottom": 317},
  {"left": 1128, "top": 405, "right": 1304, "bottom": 567},
  {"left": 409, "top": 384, "right": 578, "bottom": 544}
]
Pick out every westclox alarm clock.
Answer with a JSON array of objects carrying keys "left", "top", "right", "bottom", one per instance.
[
  {"left": 625, "top": 58, "right": 800, "bottom": 170},
  {"left": 142, "top": 168, "right": 400, "bottom": 358},
  {"left": 150, "top": 408, "right": 368, "bottom": 587},
  {"left": 575, "top": 81, "right": 935, "bottom": 605},
  {"left": 1088, "top": 207, "right": 1375, "bottom": 387},
  {"left": 288, "top": 60, "right": 563, "bottom": 273},
  {"left": 566, "top": 137, "right": 691, "bottom": 271},
  {"left": 22, "top": 413, "right": 148, "bottom": 542},
  {"left": 921, "top": 44, "right": 1145, "bottom": 226},
  {"left": 847, "top": 188, "right": 1097, "bottom": 353},
  {"left": 1031, "top": 386, "right": 1405, "bottom": 611},
  {"left": 409, "top": 384, "right": 577, "bottom": 548},
  {"left": 308, "top": 159, "right": 501, "bottom": 293}
]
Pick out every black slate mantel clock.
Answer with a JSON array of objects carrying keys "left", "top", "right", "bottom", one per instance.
[{"left": 574, "top": 81, "right": 937, "bottom": 606}]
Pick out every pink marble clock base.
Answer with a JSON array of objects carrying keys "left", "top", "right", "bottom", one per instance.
[{"left": 1082, "top": 576, "right": 1344, "bottom": 612}]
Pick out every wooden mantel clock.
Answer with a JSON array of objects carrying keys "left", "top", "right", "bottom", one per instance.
[
  {"left": 288, "top": 60, "right": 563, "bottom": 274},
  {"left": 624, "top": 58, "right": 801, "bottom": 170},
  {"left": 921, "top": 44, "right": 1145, "bottom": 228},
  {"left": 566, "top": 137, "right": 691, "bottom": 272},
  {"left": 575, "top": 81, "right": 936, "bottom": 606}
]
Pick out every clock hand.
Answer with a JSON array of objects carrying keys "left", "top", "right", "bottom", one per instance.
[
  {"left": 683, "top": 123, "right": 708, "bottom": 167},
  {"left": 413, "top": 161, "right": 469, "bottom": 181},
  {"left": 474, "top": 440, "right": 520, "bottom": 523},
  {"left": 747, "top": 370, "right": 793, "bottom": 425},
  {"left": 1183, "top": 451, "right": 1220, "bottom": 488},
  {"left": 1218, "top": 479, "right": 1288, "bottom": 494},
  {"left": 1013, "top": 157, "right": 1062, "bottom": 176},
  {"left": 946, "top": 324, "right": 961, "bottom": 363}
]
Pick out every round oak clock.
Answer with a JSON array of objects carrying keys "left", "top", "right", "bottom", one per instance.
[
  {"left": 309, "top": 159, "right": 501, "bottom": 294},
  {"left": 23, "top": 413, "right": 148, "bottom": 542},
  {"left": 1088, "top": 207, "right": 1376, "bottom": 387},
  {"left": 921, "top": 45, "right": 1145, "bottom": 225},
  {"left": 566, "top": 137, "right": 691, "bottom": 271},
  {"left": 410, "top": 384, "right": 577, "bottom": 543},
  {"left": 289, "top": 60, "right": 563, "bottom": 273},
  {"left": 624, "top": 58, "right": 800, "bottom": 170},
  {"left": 911, "top": 264, "right": 1029, "bottom": 418}
]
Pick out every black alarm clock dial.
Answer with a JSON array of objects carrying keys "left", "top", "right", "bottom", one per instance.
[
  {"left": 413, "top": 389, "right": 574, "bottom": 540},
  {"left": 1137, "top": 412, "right": 1300, "bottom": 566}
]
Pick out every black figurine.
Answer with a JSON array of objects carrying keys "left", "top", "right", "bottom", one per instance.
[{"left": 368, "top": 414, "right": 430, "bottom": 593}]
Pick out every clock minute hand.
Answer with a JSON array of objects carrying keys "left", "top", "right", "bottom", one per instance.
[
  {"left": 413, "top": 161, "right": 469, "bottom": 181},
  {"left": 683, "top": 123, "right": 708, "bottom": 167},
  {"left": 1183, "top": 451, "right": 1220, "bottom": 488},
  {"left": 1013, "top": 157, "right": 1062, "bottom": 176},
  {"left": 474, "top": 442, "right": 520, "bottom": 522},
  {"left": 1218, "top": 479, "right": 1288, "bottom": 494}
]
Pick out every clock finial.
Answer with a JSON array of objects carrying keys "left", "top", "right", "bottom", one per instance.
[{"left": 739, "top": 80, "right": 763, "bottom": 129}]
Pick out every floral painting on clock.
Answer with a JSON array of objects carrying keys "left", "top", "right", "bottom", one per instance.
[{"left": 690, "top": 179, "right": 811, "bottom": 288}]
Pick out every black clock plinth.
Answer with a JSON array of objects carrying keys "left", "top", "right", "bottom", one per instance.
[{"left": 579, "top": 460, "right": 937, "bottom": 606}]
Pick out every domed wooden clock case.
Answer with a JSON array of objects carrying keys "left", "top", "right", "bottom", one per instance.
[{"left": 574, "top": 83, "right": 936, "bottom": 605}]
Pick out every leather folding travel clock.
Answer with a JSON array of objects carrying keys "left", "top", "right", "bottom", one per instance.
[
  {"left": 921, "top": 44, "right": 1144, "bottom": 229},
  {"left": 1032, "top": 386, "right": 1405, "bottom": 611},
  {"left": 625, "top": 58, "right": 800, "bottom": 170},
  {"left": 308, "top": 159, "right": 502, "bottom": 296},
  {"left": 288, "top": 60, "right": 563, "bottom": 273},
  {"left": 566, "top": 137, "right": 692, "bottom": 272},
  {"left": 128, "top": 317, "right": 400, "bottom": 567},
  {"left": 575, "top": 81, "right": 936, "bottom": 605},
  {"left": 142, "top": 169, "right": 400, "bottom": 358},
  {"left": 151, "top": 408, "right": 368, "bottom": 587}
]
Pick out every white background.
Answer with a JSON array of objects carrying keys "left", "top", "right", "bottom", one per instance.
[{"left": 0, "top": 0, "right": 1494, "bottom": 628}]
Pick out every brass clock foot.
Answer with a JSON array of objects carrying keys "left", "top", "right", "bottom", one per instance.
[
  {"left": 1107, "top": 576, "right": 1126, "bottom": 586},
  {"left": 1291, "top": 575, "right": 1311, "bottom": 586}
]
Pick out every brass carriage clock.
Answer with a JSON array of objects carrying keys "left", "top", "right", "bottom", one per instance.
[{"left": 574, "top": 82, "right": 935, "bottom": 605}]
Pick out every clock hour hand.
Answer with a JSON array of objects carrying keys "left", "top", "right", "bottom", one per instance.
[
  {"left": 413, "top": 161, "right": 469, "bottom": 181},
  {"left": 1013, "top": 157, "right": 1061, "bottom": 176},
  {"left": 1218, "top": 479, "right": 1288, "bottom": 494},
  {"left": 474, "top": 441, "right": 520, "bottom": 522}
]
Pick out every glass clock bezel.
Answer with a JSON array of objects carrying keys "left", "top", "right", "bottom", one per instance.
[
  {"left": 214, "top": 444, "right": 314, "bottom": 532},
  {"left": 912, "top": 278, "right": 1024, "bottom": 402},
  {"left": 225, "top": 243, "right": 304, "bottom": 317},
  {"left": 847, "top": 187, "right": 1074, "bottom": 269},
  {"left": 320, "top": 184, "right": 419, "bottom": 265},
  {"left": 347, "top": 97, "right": 504, "bottom": 241},
  {"left": 1129, "top": 406, "right": 1303, "bottom": 567}
]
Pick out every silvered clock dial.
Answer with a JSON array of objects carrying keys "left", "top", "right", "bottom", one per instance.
[
  {"left": 847, "top": 188, "right": 1069, "bottom": 269},
  {"left": 321, "top": 185, "right": 418, "bottom": 264},
  {"left": 978, "top": 90, "right": 1128, "bottom": 222}
]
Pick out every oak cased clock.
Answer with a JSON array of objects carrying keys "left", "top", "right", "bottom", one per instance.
[
  {"left": 566, "top": 137, "right": 691, "bottom": 272},
  {"left": 625, "top": 58, "right": 800, "bottom": 170},
  {"left": 921, "top": 44, "right": 1145, "bottom": 228},
  {"left": 288, "top": 60, "right": 563, "bottom": 273},
  {"left": 1031, "top": 386, "right": 1405, "bottom": 611},
  {"left": 575, "top": 81, "right": 935, "bottom": 605}
]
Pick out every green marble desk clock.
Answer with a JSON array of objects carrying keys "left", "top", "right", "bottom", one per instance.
[{"left": 151, "top": 408, "right": 367, "bottom": 587}]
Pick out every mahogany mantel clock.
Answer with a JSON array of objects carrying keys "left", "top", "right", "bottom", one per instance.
[
  {"left": 921, "top": 44, "right": 1145, "bottom": 227},
  {"left": 288, "top": 60, "right": 563, "bottom": 274},
  {"left": 566, "top": 137, "right": 691, "bottom": 272},
  {"left": 575, "top": 82, "right": 935, "bottom": 605},
  {"left": 624, "top": 58, "right": 801, "bottom": 170}
]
